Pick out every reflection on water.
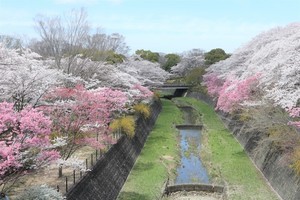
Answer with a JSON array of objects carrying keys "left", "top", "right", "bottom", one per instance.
[{"left": 175, "top": 128, "right": 210, "bottom": 184}]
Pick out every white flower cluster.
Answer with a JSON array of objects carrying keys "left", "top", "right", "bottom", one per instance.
[
  {"left": 118, "top": 57, "right": 170, "bottom": 87},
  {"left": 56, "top": 156, "right": 85, "bottom": 171},
  {"left": 171, "top": 49, "right": 205, "bottom": 77},
  {"left": 51, "top": 137, "right": 68, "bottom": 148},
  {"left": 206, "top": 23, "right": 300, "bottom": 108},
  {"left": 0, "top": 44, "right": 84, "bottom": 106}
]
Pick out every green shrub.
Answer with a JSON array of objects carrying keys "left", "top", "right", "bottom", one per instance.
[
  {"left": 183, "top": 67, "right": 207, "bottom": 93},
  {"left": 204, "top": 48, "right": 230, "bottom": 65},
  {"left": 135, "top": 49, "right": 159, "bottom": 62},
  {"left": 162, "top": 53, "right": 180, "bottom": 71},
  {"left": 105, "top": 51, "right": 125, "bottom": 64}
]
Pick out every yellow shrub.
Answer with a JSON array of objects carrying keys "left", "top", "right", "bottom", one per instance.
[
  {"left": 267, "top": 125, "right": 295, "bottom": 148},
  {"left": 291, "top": 147, "right": 300, "bottom": 176},
  {"left": 120, "top": 116, "right": 135, "bottom": 138},
  {"left": 152, "top": 90, "right": 161, "bottom": 100},
  {"left": 109, "top": 119, "right": 121, "bottom": 132},
  {"left": 110, "top": 116, "right": 136, "bottom": 138},
  {"left": 267, "top": 125, "right": 295, "bottom": 139},
  {"left": 267, "top": 126, "right": 284, "bottom": 138},
  {"left": 133, "top": 103, "right": 151, "bottom": 119},
  {"left": 238, "top": 110, "right": 252, "bottom": 122}
]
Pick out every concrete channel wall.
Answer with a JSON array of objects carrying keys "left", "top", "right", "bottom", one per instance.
[
  {"left": 67, "top": 99, "right": 162, "bottom": 200},
  {"left": 165, "top": 184, "right": 224, "bottom": 195},
  {"left": 220, "top": 113, "right": 300, "bottom": 200},
  {"left": 187, "top": 92, "right": 300, "bottom": 200}
]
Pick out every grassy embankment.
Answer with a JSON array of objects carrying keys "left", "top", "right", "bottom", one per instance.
[
  {"left": 117, "top": 99, "right": 183, "bottom": 200},
  {"left": 118, "top": 97, "right": 279, "bottom": 199},
  {"left": 175, "top": 97, "right": 279, "bottom": 200}
]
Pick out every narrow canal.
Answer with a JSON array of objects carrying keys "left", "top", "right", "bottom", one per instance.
[{"left": 174, "top": 106, "right": 210, "bottom": 184}]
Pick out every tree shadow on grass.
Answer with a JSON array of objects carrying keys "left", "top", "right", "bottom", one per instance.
[
  {"left": 134, "top": 161, "right": 155, "bottom": 172},
  {"left": 232, "top": 150, "right": 247, "bottom": 158},
  {"left": 147, "top": 135, "right": 168, "bottom": 144},
  {"left": 118, "top": 191, "right": 151, "bottom": 200}
]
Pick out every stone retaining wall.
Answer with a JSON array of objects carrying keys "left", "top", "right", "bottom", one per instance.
[{"left": 67, "top": 99, "right": 162, "bottom": 200}]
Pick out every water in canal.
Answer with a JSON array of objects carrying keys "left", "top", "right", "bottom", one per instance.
[{"left": 175, "top": 107, "right": 210, "bottom": 184}]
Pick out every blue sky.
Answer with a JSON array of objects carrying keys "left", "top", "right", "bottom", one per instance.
[{"left": 0, "top": 0, "right": 299, "bottom": 54}]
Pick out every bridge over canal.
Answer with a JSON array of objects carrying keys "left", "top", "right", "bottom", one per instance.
[{"left": 154, "top": 84, "right": 193, "bottom": 99}]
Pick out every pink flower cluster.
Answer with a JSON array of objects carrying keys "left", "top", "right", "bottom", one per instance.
[
  {"left": 131, "top": 84, "right": 153, "bottom": 101},
  {"left": 204, "top": 73, "right": 259, "bottom": 113},
  {"left": 42, "top": 85, "right": 128, "bottom": 157},
  {"left": 203, "top": 73, "right": 224, "bottom": 97},
  {"left": 0, "top": 102, "right": 59, "bottom": 178},
  {"left": 216, "top": 75, "right": 259, "bottom": 113},
  {"left": 288, "top": 107, "right": 300, "bottom": 128}
]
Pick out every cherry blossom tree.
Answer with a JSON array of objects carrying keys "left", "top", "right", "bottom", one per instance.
[
  {"left": 171, "top": 49, "right": 205, "bottom": 77},
  {"left": 42, "top": 84, "right": 128, "bottom": 160},
  {"left": 53, "top": 55, "right": 169, "bottom": 90},
  {"left": 205, "top": 23, "right": 300, "bottom": 109},
  {"left": 202, "top": 73, "right": 224, "bottom": 98},
  {"left": 0, "top": 43, "right": 85, "bottom": 110},
  {"left": 118, "top": 56, "right": 170, "bottom": 87},
  {"left": 129, "top": 84, "right": 154, "bottom": 103},
  {"left": 74, "top": 59, "right": 140, "bottom": 89},
  {"left": 0, "top": 102, "right": 59, "bottom": 192},
  {"left": 203, "top": 23, "right": 300, "bottom": 175},
  {"left": 215, "top": 74, "right": 260, "bottom": 113}
]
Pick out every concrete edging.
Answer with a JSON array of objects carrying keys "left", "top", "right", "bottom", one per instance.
[{"left": 164, "top": 183, "right": 225, "bottom": 195}]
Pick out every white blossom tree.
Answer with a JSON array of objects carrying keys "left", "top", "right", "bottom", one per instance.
[
  {"left": 205, "top": 23, "right": 300, "bottom": 109},
  {"left": 118, "top": 56, "right": 170, "bottom": 87},
  {"left": 171, "top": 49, "right": 205, "bottom": 77},
  {"left": 0, "top": 43, "right": 86, "bottom": 110}
]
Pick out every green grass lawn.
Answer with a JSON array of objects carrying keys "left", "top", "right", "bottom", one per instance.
[
  {"left": 175, "top": 97, "right": 279, "bottom": 200},
  {"left": 117, "top": 99, "right": 183, "bottom": 200},
  {"left": 118, "top": 97, "right": 279, "bottom": 200}
]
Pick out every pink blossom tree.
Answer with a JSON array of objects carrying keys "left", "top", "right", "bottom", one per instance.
[
  {"left": 42, "top": 84, "right": 128, "bottom": 160},
  {"left": 130, "top": 84, "right": 153, "bottom": 102},
  {"left": 0, "top": 102, "right": 59, "bottom": 192},
  {"left": 202, "top": 73, "right": 224, "bottom": 97},
  {"left": 215, "top": 74, "right": 260, "bottom": 113},
  {"left": 288, "top": 107, "right": 300, "bottom": 128}
]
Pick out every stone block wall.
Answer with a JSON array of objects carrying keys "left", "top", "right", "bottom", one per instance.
[{"left": 67, "top": 99, "right": 162, "bottom": 200}]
